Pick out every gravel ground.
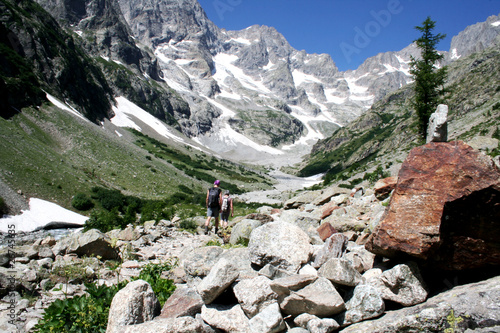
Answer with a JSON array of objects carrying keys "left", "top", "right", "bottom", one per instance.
[{"left": 0, "top": 176, "right": 28, "bottom": 216}]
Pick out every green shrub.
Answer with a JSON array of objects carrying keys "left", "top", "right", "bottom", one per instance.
[
  {"left": 140, "top": 200, "right": 168, "bottom": 222},
  {"left": 51, "top": 263, "right": 93, "bottom": 284},
  {"left": 168, "top": 192, "right": 189, "bottom": 205},
  {"left": 34, "top": 260, "right": 177, "bottom": 332},
  {"left": 33, "top": 282, "right": 126, "bottom": 333},
  {"left": 205, "top": 239, "right": 222, "bottom": 247},
  {"left": 179, "top": 218, "right": 198, "bottom": 232},
  {"left": 132, "top": 261, "right": 177, "bottom": 307},
  {"left": 363, "top": 165, "right": 390, "bottom": 184},
  {"left": 235, "top": 237, "right": 249, "bottom": 247},
  {"left": 493, "top": 127, "right": 500, "bottom": 140},
  {"left": 350, "top": 178, "right": 363, "bottom": 187},
  {"left": 84, "top": 208, "right": 125, "bottom": 232},
  {"left": 71, "top": 193, "right": 94, "bottom": 211},
  {"left": 177, "top": 184, "right": 194, "bottom": 195},
  {"left": 91, "top": 187, "right": 125, "bottom": 211}
]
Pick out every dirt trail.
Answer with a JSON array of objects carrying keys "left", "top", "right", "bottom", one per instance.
[{"left": 236, "top": 169, "right": 322, "bottom": 204}]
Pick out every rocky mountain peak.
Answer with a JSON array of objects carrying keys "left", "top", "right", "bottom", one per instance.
[
  {"left": 447, "top": 13, "right": 500, "bottom": 61},
  {"left": 118, "top": 0, "right": 221, "bottom": 49}
]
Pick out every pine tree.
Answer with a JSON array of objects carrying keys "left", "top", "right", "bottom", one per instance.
[{"left": 410, "top": 17, "right": 447, "bottom": 139}]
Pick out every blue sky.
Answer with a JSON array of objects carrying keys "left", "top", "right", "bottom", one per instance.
[{"left": 197, "top": 0, "right": 499, "bottom": 71}]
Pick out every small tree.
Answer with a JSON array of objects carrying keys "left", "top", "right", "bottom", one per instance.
[{"left": 410, "top": 17, "right": 447, "bottom": 139}]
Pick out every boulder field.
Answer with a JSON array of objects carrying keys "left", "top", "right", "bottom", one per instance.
[{"left": 1, "top": 140, "right": 499, "bottom": 332}]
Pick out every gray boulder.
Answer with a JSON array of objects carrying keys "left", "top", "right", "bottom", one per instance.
[
  {"left": 281, "top": 277, "right": 345, "bottom": 317},
  {"left": 288, "top": 328, "right": 309, "bottom": 333},
  {"left": 278, "top": 210, "right": 322, "bottom": 238},
  {"left": 159, "top": 286, "right": 203, "bottom": 319},
  {"left": 220, "top": 247, "right": 258, "bottom": 279},
  {"left": 106, "top": 280, "right": 161, "bottom": 333},
  {"left": 340, "top": 275, "right": 500, "bottom": 333},
  {"left": 201, "top": 304, "right": 250, "bottom": 333},
  {"left": 299, "top": 264, "right": 318, "bottom": 277},
  {"left": 367, "top": 263, "right": 428, "bottom": 306},
  {"left": 36, "top": 245, "right": 55, "bottom": 259},
  {"left": 284, "top": 191, "right": 323, "bottom": 209},
  {"left": 258, "top": 264, "right": 292, "bottom": 280},
  {"left": 233, "top": 276, "right": 278, "bottom": 318},
  {"left": 53, "top": 229, "right": 120, "bottom": 260},
  {"left": 313, "top": 233, "right": 348, "bottom": 268},
  {"left": 342, "top": 284, "right": 385, "bottom": 326},
  {"left": 121, "top": 317, "right": 205, "bottom": 333},
  {"left": 311, "top": 186, "right": 351, "bottom": 206},
  {"left": 248, "top": 302, "right": 286, "bottom": 333},
  {"left": 467, "top": 136, "right": 499, "bottom": 152},
  {"left": 342, "top": 245, "right": 376, "bottom": 273},
  {"left": 230, "top": 219, "right": 263, "bottom": 245},
  {"left": 426, "top": 104, "right": 448, "bottom": 143},
  {"left": 248, "top": 222, "right": 313, "bottom": 273},
  {"left": 196, "top": 258, "right": 239, "bottom": 304},
  {"left": 307, "top": 318, "right": 340, "bottom": 333},
  {"left": 116, "top": 226, "right": 141, "bottom": 242},
  {"left": 269, "top": 274, "right": 318, "bottom": 300},
  {"left": 322, "top": 206, "right": 368, "bottom": 233},
  {"left": 182, "top": 246, "right": 224, "bottom": 278},
  {"left": 294, "top": 313, "right": 340, "bottom": 333},
  {"left": 318, "top": 258, "right": 365, "bottom": 287}
]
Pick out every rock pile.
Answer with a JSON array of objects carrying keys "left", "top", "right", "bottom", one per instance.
[
  {"left": 103, "top": 140, "right": 499, "bottom": 332},
  {"left": 1, "top": 140, "right": 499, "bottom": 332},
  {"left": 106, "top": 222, "right": 430, "bottom": 332}
]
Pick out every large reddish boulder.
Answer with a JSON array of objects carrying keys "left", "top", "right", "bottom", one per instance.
[{"left": 366, "top": 141, "right": 500, "bottom": 270}]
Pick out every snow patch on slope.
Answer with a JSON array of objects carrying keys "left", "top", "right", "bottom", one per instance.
[
  {"left": 0, "top": 198, "right": 87, "bottom": 232},
  {"left": 46, "top": 93, "right": 88, "bottom": 121},
  {"left": 111, "top": 96, "right": 185, "bottom": 144},
  {"left": 282, "top": 106, "right": 325, "bottom": 150},
  {"left": 292, "top": 70, "right": 323, "bottom": 86},
  {"left": 217, "top": 122, "right": 284, "bottom": 155},
  {"left": 213, "top": 53, "right": 273, "bottom": 95}
]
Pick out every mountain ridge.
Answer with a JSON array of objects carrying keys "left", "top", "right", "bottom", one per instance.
[
  {"left": 7, "top": 0, "right": 498, "bottom": 164},
  {"left": 111, "top": 0, "right": 498, "bottom": 162},
  {"left": 297, "top": 45, "right": 500, "bottom": 185}
]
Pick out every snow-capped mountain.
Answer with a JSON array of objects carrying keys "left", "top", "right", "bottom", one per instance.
[
  {"left": 31, "top": 0, "right": 500, "bottom": 164},
  {"left": 113, "top": 0, "right": 428, "bottom": 163}
]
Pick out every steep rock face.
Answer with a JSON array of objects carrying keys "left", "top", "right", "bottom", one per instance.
[
  {"left": 345, "top": 43, "right": 419, "bottom": 101},
  {"left": 1, "top": 0, "right": 114, "bottom": 123},
  {"left": 119, "top": 0, "right": 221, "bottom": 50},
  {"left": 115, "top": 0, "right": 425, "bottom": 152},
  {"left": 37, "top": 0, "right": 145, "bottom": 71},
  {"left": 446, "top": 14, "right": 500, "bottom": 62},
  {"left": 35, "top": 0, "right": 193, "bottom": 128},
  {"left": 119, "top": 0, "right": 220, "bottom": 81},
  {"left": 366, "top": 141, "right": 500, "bottom": 270}
]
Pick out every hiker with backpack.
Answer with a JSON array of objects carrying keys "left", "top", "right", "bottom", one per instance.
[
  {"left": 220, "top": 190, "right": 233, "bottom": 229},
  {"left": 204, "top": 180, "right": 222, "bottom": 235}
]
